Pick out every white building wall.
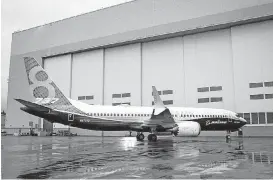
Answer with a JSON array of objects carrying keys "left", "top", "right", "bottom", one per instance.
[
  {"left": 104, "top": 43, "right": 141, "bottom": 106},
  {"left": 44, "top": 54, "right": 71, "bottom": 128},
  {"left": 103, "top": 43, "right": 141, "bottom": 136},
  {"left": 142, "top": 37, "right": 185, "bottom": 107},
  {"left": 183, "top": 29, "right": 235, "bottom": 111},
  {"left": 69, "top": 50, "right": 104, "bottom": 136},
  {"left": 231, "top": 20, "right": 273, "bottom": 113},
  {"left": 71, "top": 50, "right": 104, "bottom": 104}
]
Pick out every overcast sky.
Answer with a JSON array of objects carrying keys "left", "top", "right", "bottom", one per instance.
[{"left": 1, "top": 0, "right": 133, "bottom": 111}]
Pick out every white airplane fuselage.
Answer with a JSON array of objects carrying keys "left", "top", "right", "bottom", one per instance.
[{"left": 21, "top": 98, "right": 247, "bottom": 133}]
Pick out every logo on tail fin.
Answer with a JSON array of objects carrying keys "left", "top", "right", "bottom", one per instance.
[
  {"left": 29, "top": 66, "right": 56, "bottom": 98},
  {"left": 23, "top": 57, "right": 86, "bottom": 114},
  {"left": 24, "top": 57, "right": 60, "bottom": 104}
]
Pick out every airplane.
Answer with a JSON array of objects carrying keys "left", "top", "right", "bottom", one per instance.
[{"left": 15, "top": 57, "right": 247, "bottom": 142}]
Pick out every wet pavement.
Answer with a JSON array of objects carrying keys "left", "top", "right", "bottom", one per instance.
[{"left": 1, "top": 136, "right": 273, "bottom": 179}]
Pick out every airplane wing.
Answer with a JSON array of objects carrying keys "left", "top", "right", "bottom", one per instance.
[{"left": 142, "top": 86, "right": 176, "bottom": 129}]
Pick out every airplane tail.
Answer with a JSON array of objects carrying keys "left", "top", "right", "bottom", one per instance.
[{"left": 23, "top": 57, "right": 72, "bottom": 108}]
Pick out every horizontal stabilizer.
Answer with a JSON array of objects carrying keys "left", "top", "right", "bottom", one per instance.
[{"left": 15, "top": 99, "right": 50, "bottom": 112}]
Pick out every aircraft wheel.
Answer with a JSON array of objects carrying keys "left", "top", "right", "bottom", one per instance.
[
  {"left": 148, "top": 134, "right": 157, "bottom": 142},
  {"left": 137, "top": 133, "right": 144, "bottom": 141},
  {"left": 148, "top": 134, "right": 152, "bottom": 141}
]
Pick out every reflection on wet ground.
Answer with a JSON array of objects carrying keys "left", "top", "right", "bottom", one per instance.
[{"left": 2, "top": 136, "right": 273, "bottom": 179}]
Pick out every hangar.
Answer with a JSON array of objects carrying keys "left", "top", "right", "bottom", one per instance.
[{"left": 7, "top": 0, "right": 273, "bottom": 136}]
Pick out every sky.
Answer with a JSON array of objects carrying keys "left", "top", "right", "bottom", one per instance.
[{"left": 1, "top": 0, "right": 133, "bottom": 111}]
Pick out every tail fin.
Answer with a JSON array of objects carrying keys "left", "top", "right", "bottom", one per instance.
[{"left": 24, "top": 57, "right": 71, "bottom": 107}]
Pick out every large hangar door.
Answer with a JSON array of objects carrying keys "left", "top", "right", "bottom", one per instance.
[
  {"left": 183, "top": 29, "right": 235, "bottom": 110},
  {"left": 44, "top": 54, "right": 71, "bottom": 129},
  {"left": 104, "top": 43, "right": 141, "bottom": 106},
  {"left": 142, "top": 37, "right": 185, "bottom": 107},
  {"left": 71, "top": 50, "right": 104, "bottom": 105},
  {"left": 232, "top": 20, "right": 273, "bottom": 113}
]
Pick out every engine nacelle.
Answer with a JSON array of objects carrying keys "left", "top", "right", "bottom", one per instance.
[{"left": 176, "top": 121, "right": 201, "bottom": 137}]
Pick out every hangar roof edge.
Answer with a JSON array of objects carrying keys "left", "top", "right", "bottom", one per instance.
[
  {"left": 11, "top": 0, "right": 273, "bottom": 56},
  {"left": 12, "top": 0, "right": 137, "bottom": 34}
]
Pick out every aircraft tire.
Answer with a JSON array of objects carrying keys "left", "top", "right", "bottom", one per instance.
[
  {"left": 137, "top": 133, "right": 144, "bottom": 141},
  {"left": 148, "top": 134, "right": 152, "bottom": 141},
  {"left": 148, "top": 134, "right": 157, "bottom": 142}
]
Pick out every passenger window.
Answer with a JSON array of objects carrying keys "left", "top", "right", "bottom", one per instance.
[
  {"left": 90, "top": 113, "right": 93, "bottom": 116},
  {"left": 117, "top": 114, "right": 119, "bottom": 116}
]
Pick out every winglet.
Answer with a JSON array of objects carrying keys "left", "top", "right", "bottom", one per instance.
[{"left": 152, "top": 86, "right": 166, "bottom": 115}]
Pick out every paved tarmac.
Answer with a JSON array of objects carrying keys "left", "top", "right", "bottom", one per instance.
[{"left": 1, "top": 136, "right": 273, "bottom": 179}]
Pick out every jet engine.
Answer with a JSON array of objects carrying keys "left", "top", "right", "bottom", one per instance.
[{"left": 172, "top": 121, "right": 201, "bottom": 137}]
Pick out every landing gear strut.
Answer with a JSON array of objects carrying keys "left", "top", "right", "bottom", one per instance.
[
  {"left": 226, "top": 130, "right": 231, "bottom": 142},
  {"left": 136, "top": 132, "right": 144, "bottom": 141}
]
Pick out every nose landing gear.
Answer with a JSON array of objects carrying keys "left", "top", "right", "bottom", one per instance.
[{"left": 226, "top": 130, "right": 231, "bottom": 143}]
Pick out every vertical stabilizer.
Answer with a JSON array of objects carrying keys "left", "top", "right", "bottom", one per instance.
[
  {"left": 24, "top": 57, "right": 71, "bottom": 106},
  {"left": 23, "top": 57, "right": 84, "bottom": 114}
]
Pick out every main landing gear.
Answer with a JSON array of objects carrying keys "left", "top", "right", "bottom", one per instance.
[
  {"left": 147, "top": 134, "right": 157, "bottom": 142},
  {"left": 136, "top": 132, "right": 158, "bottom": 142},
  {"left": 148, "top": 128, "right": 157, "bottom": 142},
  {"left": 136, "top": 132, "right": 145, "bottom": 141}
]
